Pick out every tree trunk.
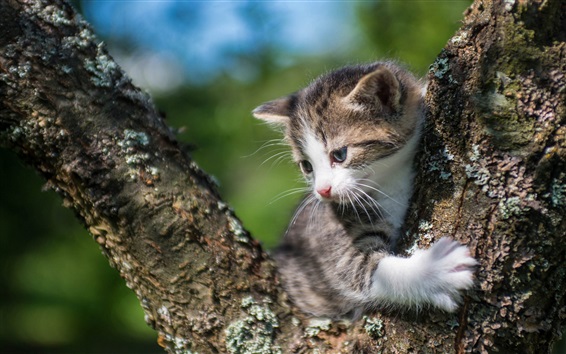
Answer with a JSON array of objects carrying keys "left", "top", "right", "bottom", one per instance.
[{"left": 0, "top": 0, "right": 564, "bottom": 353}]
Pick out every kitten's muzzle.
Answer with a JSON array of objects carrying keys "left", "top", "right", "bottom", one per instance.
[{"left": 316, "top": 186, "right": 332, "bottom": 199}]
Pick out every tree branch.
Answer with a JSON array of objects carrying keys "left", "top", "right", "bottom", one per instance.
[{"left": 1, "top": 0, "right": 564, "bottom": 353}]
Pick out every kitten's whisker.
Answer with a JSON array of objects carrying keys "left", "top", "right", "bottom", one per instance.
[
  {"left": 261, "top": 150, "right": 292, "bottom": 167},
  {"left": 269, "top": 187, "right": 310, "bottom": 204},
  {"left": 344, "top": 191, "right": 363, "bottom": 225},
  {"left": 364, "top": 165, "right": 377, "bottom": 176},
  {"left": 356, "top": 178, "right": 387, "bottom": 192},
  {"left": 289, "top": 195, "right": 315, "bottom": 227},
  {"left": 355, "top": 184, "right": 392, "bottom": 218},
  {"left": 357, "top": 180, "right": 405, "bottom": 207},
  {"left": 272, "top": 154, "right": 294, "bottom": 167},
  {"left": 353, "top": 186, "right": 389, "bottom": 220},
  {"left": 307, "top": 199, "right": 322, "bottom": 230},
  {"left": 352, "top": 187, "right": 379, "bottom": 214},
  {"left": 243, "top": 139, "right": 288, "bottom": 158},
  {"left": 351, "top": 189, "right": 377, "bottom": 228},
  {"left": 356, "top": 178, "right": 383, "bottom": 188}
]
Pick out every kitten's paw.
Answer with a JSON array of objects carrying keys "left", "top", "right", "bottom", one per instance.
[
  {"left": 372, "top": 238, "right": 477, "bottom": 312},
  {"left": 423, "top": 237, "right": 478, "bottom": 311}
]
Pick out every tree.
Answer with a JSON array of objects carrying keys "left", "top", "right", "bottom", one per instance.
[{"left": 1, "top": 0, "right": 564, "bottom": 353}]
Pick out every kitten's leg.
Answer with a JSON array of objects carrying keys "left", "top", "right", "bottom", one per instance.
[{"left": 371, "top": 237, "right": 477, "bottom": 311}]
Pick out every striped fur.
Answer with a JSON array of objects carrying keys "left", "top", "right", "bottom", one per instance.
[{"left": 254, "top": 62, "right": 476, "bottom": 318}]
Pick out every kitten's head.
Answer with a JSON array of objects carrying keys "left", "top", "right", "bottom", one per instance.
[{"left": 253, "top": 62, "right": 424, "bottom": 203}]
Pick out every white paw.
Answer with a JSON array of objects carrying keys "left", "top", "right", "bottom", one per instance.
[
  {"left": 372, "top": 237, "right": 477, "bottom": 312},
  {"left": 419, "top": 237, "right": 478, "bottom": 311}
]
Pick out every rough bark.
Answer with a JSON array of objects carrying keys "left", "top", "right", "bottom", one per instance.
[{"left": 0, "top": 0, "right": 564, "bottom": 353}]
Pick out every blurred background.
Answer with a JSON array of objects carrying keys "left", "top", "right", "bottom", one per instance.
[{"left": 0, "top": 1, "right": 475, "bottom": 353}]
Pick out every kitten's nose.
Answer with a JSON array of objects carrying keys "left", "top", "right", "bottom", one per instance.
[{"left": 317, "top": 186, "right": 332, "bottom": 198}]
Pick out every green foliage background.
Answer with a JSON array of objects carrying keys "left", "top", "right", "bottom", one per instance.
[{"left": 0, "top": 2, "right": 476, "bottom": 353}]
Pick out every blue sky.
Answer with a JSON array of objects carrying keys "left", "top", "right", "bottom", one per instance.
[{"left": 83, "top": 1, "right": 361, "bottom": 90}]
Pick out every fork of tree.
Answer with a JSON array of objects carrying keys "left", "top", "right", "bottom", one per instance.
[{"left": 0, "top": 0, "right": 564, "bottom": 353}]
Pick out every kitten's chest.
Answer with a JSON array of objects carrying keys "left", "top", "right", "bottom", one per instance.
[
  {"left": 330, "top": 199, "right": 397, "bottom": 240},
  {"left": 283, "top": 197, "right": 395, "bottom": 250}
]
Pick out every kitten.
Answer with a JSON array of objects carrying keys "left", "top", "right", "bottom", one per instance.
[{"left": 253, "top": 61, "right": 477, "bottom": 319}]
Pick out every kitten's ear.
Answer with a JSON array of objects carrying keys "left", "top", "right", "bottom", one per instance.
[
  {"left": 345, "top": 67, "right": 401, "bottom": 114},
  {"left": 252, "top": 96, "right": 293, "bottom": 125}
]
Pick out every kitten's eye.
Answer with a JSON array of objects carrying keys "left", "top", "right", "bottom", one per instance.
[
  {"left": 331, "top": 147, "right": 348, "bottom": 163},
  {"left": 300, "top": 160, "right": 313, "bottom": 174}
]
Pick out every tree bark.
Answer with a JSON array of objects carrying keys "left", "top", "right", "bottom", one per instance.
[{"left": 0, "top": 0, "right": 564, "bottom": 353}]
